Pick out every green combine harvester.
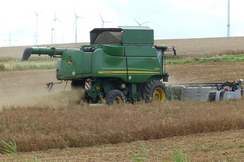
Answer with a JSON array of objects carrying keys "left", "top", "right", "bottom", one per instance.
[{"left": 22, "top": 26, "right": 243, "bottom": 104}]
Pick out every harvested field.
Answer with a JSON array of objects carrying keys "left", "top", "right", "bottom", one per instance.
[
  {"left": 1, "top": 62, "right": 244, "bottom": 106},
  {"left": 1, "top": 129, "right": 244, "bottom": 162},
  {"left": 0, "top": 43, "right": 87, "bottom": 60},
  {"left": 1, "top": 38, "right": 244, "bottom": 161},
  {"left": 1, "top": 62, "right": 244, "bottom": 161},
  {"left": 156, "top": 37, "right": 244, "bottom": 57},
  {"left": 1, "top": 36, "right": 244, "bottom": 59}
]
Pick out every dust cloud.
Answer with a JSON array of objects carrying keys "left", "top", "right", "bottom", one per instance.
[{"left": 0, "top": 70, "right": 85, "bottom": 109}]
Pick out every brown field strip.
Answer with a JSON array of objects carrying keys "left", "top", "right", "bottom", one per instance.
[
  {"left": 1, "top": 99, "right": 244, "bottom": 162},
  {"left": 0, "top": 36, "right": 244, "bottom": 59},
  {"left": 156, "top": 37, "right": 244, "bottom": 57}
]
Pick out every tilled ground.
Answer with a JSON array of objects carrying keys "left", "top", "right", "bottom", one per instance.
[{"left": 1, "top": 62, "right": 244, "bottom": 161}]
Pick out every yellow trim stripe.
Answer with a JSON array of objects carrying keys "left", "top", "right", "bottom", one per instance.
[
  {"left": 98, "top": 71, "right": 160, "bottom": 74},
  {"left": 128, "top": 71, "right": 160, "bottom": 74},
  {"left": 98, "top": 71, "right": 126, "bottom": 74}
]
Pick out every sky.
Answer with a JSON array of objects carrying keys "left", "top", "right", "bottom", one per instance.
[{"left": 0, "top": 0, "right": 244, "bottom": 46}]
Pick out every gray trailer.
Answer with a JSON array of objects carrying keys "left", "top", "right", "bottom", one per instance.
[{"left": 168, "top": 79, "right": 243, "bottom": 101}]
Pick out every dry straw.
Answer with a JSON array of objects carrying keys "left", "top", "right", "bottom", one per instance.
[{"left": 0, "top": 98, "right": 244, "bottom": 152}]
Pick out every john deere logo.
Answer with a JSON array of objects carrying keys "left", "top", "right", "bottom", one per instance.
[{"left": 67, "top": 59, "right": 72, "bottom": 65}]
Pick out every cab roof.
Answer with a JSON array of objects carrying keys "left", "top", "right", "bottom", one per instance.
[{"left": 90, "top": 26, "right": 154, "bottom": 45}]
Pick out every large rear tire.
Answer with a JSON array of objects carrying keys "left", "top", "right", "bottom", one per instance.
[
  {"left": 105, "top": 90, "right": 125, "bottom": 105},
  {"left": 142, "top": 80, "right": 169, "bottom": 103}
]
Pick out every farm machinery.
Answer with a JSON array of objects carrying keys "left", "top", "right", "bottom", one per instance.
[{"left": 22, "top": 26, "right": 243, "bottom": 104}]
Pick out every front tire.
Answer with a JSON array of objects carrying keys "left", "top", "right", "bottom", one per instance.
[
  {"left": 142, "top": 80, "right": 169, "bottom": 103},
  {"left": 105, "top": 90, "right": 125, "bottom": 105}
]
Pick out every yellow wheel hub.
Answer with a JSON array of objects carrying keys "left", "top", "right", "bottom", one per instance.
[
  {"left": 114, "top": 96, "right": 122, "bottom": 104},
  {"left": 153, "top": 88, "right": 166, "bottom": 102}
]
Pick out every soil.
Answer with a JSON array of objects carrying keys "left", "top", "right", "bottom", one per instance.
[{"left": 1, "top": 62, "right": 244, "bottom": 161}]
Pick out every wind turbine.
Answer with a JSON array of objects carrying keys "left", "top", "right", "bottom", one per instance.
[
  {"left": 99, "top": 13, "right": 112, "bottom": 28},
  {"left": 74, "top": 10, "right": 84, "bottom": 43},
  {"left": 51, "top": 28, "right": 54, "bottom": 44},
  {"left": 34, "top": 11, "right": 42, "bottom": 45},
  {"left": 52, "top": 12, "right": 61, "bottom": 44},
  {"left": 133, "top": 18, "right": 149, "bottom": 26},
  {"left": 4, "top": 34, "right": 16, "bottom": 46},
  {"left": 227, "top": 0, "right": 230, "bottom": 37}
]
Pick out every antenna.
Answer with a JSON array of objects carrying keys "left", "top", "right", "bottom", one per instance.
[
  {"left": 99, "top": 13, "right": 112, "bottom": 28},
  {"left": 133, "top": 18, "right": 149, "bottom": 26},
  {"left": 74, "top": 10, "right": 84, "bottom": 43},
  {"left": 227, "top": 0, "right": 230, "bottom": 37},
  {"left": 52, "top": 12, "right": 61, "bottom": 44},
  {"left": 33, "top": 11, "right": 42, "bottom": 45}
]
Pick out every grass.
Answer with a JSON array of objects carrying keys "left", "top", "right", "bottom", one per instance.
[
  {"left": 1, "top": 139, "right": 18, "bottom": 156},
  {"left": 128, "top": 143, "right": 147, "bottom": 161},
  {"left": 0, "top": 55, "right": 57, "bottom": 71},
  {"left": 1, "top": 139, "right": 40, "bottom": 161},
  {"left": 166, "top": 53, "right": 244, "bottom": 64},
  {"left": 0, "top": 53, "right": 244, "bottom": 72},
  {"left": 0, "top": 38, "right": 243, "bottom": 71},
  {"left": 0, "top": 63, "right": 5, "bottom": 71},
  {"left": 172, "top": 147, "right": 191, "bottom": 162},
  {"left": 0, "top": 60, "right": 57, "bottom": 71},
  {"left": 128, "top": 143, "right": 191, "bottom": 162}
]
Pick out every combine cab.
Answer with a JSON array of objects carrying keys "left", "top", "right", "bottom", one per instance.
[{"left": 22, "top": 26, "right": 243, "bottom": 104}]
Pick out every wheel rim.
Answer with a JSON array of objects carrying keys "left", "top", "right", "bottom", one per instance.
[
  {"left": 153, "top": 88, "right": 166, "bottom": 102},
  {"left": 114, "top": 96, "right": 122, "bottom": 104}
]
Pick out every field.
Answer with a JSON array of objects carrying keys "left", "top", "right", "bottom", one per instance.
[
  {"left": 1, "top": 36, "right": 244, "bottom": 59},
  {"left": 1, "top": 37, "right": 244, "bottom": 161}
]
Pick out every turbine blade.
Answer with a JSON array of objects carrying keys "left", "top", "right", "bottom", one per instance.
[
  {"left": 133, "top": 18, "right": 140, "bottom": 26},
  {"left": 73, "top": 10, "right": 77, "bottom": 18},
  {"left": 37, "top": 10, "right": 43, "bottom": 15},
  {"left": 141, "top": 21, "right": 149, "bottom": 25},
  {"left": 77, "top": 16, "right": 85, "bottom": 19},
  {"left": 99, "top": 13, "right": 104, "bottom": 22}
]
